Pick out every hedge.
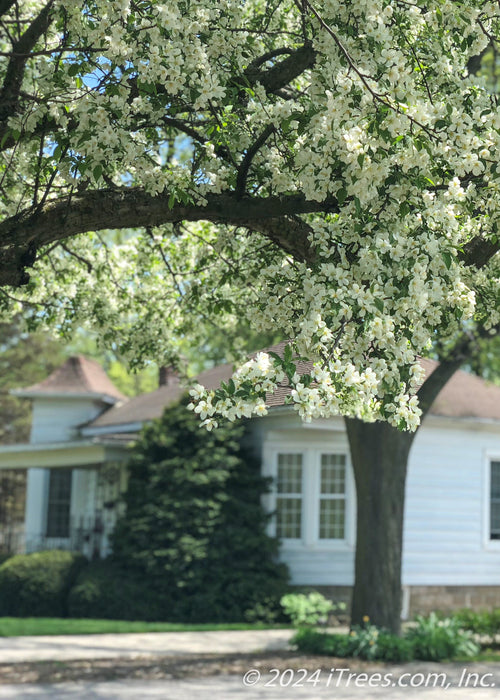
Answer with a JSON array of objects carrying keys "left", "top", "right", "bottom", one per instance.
[{"left": 0, "top": 550, "right": 86, "bottom": 617}]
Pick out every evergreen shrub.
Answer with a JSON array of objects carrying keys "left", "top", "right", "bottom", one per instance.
[
  {"left": 109, "top": 395, "right": 289, "bottom": 622},
  {"left": 67, "top": 560, "right": 166, "bottom": 620},
  {"left": 0, "top": 550, "right": 86, "bottom": 617}
]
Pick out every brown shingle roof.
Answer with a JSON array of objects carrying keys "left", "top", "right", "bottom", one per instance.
[
  {"left": 419, "top": 357, "right": 500, "bottom": 420},
  {"left": 16, "top": 356, "right": 125, "bottom": 402},
  {"left": 87, "top": 344, "right": 500, "bottom": 429}
]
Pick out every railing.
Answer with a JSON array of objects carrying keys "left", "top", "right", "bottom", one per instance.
[{"left": 0, "top": 517, "right": 108, "bottom": 559}]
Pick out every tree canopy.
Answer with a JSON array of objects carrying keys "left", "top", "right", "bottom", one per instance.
[{"left": 1, "top": 1, "right": 500, "bottom": 430}]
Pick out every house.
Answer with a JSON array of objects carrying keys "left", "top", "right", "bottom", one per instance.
[{"left": 0, "top": 349, "right": 499, "bottom": 616}]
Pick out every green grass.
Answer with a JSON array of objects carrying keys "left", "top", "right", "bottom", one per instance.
[{"left": 0, "top": 618, "right": 290, "bottom": 637}]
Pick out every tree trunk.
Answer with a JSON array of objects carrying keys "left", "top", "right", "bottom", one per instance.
[
  {"left": 345, "top": 418, "right": 414, "bottom": 635},
  {"left": 344, "top": 352, "right": 470, "bottom": 635}
]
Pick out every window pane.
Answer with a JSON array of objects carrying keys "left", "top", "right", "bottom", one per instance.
[
  {"left": 321, "top": 454, "right": 346, "bottom": 494},
  {"left": 46, "top": 469, "right": 72, "bottom": 538},
  {"left": 276, "top": 497, "right": 302, "bottom": 539},
  {"left": 491, "top": 505, "right": 500, "bottom": 539},
  {"left": 277, "top": 454, "right": 303, "bottom": 494},
  {"left": 491, "top": 461, "right": 500, "bottom": 499},
  {"left": 491, "top": 462, "right": 500, "bottom": 539},
  {"left": 319, "top": 500, "right": 345, "bottom": 539}
]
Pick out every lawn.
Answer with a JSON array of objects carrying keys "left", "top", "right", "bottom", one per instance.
[{"left": 0, "top": 618, "right": 289, "bottom": 637}]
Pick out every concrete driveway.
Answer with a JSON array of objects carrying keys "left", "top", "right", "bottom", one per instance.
[
  {"left": 0, "top": 629, "right": 293, "bottom": 663},
  {"left": 0, "top": 670, "right": 498, "bottom": 699}
]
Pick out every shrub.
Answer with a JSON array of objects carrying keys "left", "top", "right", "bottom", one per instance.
[
  {"left": 0, "top": 550, "right": 86, "bottom": 617},
  {"left": 281, "top": 592, "right": 345, "bottom": 627},
  {"left": 449, "top": 609, "right": 500, "bottom": 637},
  {"left": 407, "top": 612, "right": 480, "bottom": 661},
  {"left": 111, "top": 395, "right": 289, "bottom": 622},
  {"left": 67, "top": 560, "right": 167, "bottom": 621},
  {"left": 375, "top": 632, "right": 414, "bottom": 662}
]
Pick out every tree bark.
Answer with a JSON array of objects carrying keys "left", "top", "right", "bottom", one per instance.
[
  {"left": 345, "top": 418, "right": 414, "bottom": 635},
  {"left": 345, "top": 350, "right": 472, "bottom": 635}
]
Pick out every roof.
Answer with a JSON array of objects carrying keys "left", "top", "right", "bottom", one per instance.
[
  {"left": 86, "top": 344, "right": 500, "bottom": 429},
  {"left": 14, "top": 355, "right": 125, "bottom": 403},
  {"left": 88, "top": 363, "right": 232, "bottom": 428},
  {"left": 419, "top": 357, "right": 500, "bottom": 421}
]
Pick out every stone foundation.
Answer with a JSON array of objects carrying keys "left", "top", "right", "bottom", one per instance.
[
  {"left": 294, "top": 585, "right": 500, "bottom": 620},
  {"left": 408, "top": 586, "right": 500, "bottom": 616}
]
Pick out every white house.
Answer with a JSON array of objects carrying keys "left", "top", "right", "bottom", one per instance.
[{"left": 0, "top": 350, "right": 499, "bottom": 616}]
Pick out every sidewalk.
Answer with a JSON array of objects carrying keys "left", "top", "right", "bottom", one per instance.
[{"left": 0, "top": 629, "right": 295, "bottom": 663}]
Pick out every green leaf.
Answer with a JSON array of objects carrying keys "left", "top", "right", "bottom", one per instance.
[
  {"left": 168, "top": 192, "right": 176, "bottom": 209},
  {"left": 337, "top": 188, "right": 347, "bottom": 206},
  {"left": 441, "top": 251, "right": 452, "bottom": 269},
  {"left": 93, "top": 164, "right": 102, "bottom": 181},
  {"left": 268, "top": 351, "right": 283, "bottom": 366},
  {"left": 374, "top": 298, "right": 384, "bottom": 313},
  {"left": 399, "top": 201, "right": 411, "bottom": 217}
]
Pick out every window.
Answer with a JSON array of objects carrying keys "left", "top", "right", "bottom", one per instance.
[
  {"left": 276, "top": 453, "right": 303, "bottom": 539},
  {"left": 46, "top": 469, "right": 72, "bottom": 538},
  {"left": 319, "top": 454, "right": 346, "bottom": 539},
  {"left": 271, "top": 449, "right": 350, "bottom": 544},
  {"left": 490, "top": 460, "right": 500, "bottom": 540}
]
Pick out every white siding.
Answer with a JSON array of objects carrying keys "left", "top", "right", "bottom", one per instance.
[
  {"left": 258, "top": 413, "right": 356, "bottom": 586},
  {"left": 403, "top": 420, "right": 500, "bottom": 585},
  {"left": 30, "top": 398, "right": 106, "bottom": 444},
  {"left": 256, "top": 411, "right": 500, "bottom": 588}
]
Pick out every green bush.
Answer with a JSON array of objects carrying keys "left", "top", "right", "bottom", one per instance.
[
  {"left": 67, "top": 560, "right": 167, "bottom": 621},
  {"left": 407, "top": 612, "right": 480, "bottom": 661},
  {"left": 375, "top": 632, "right": 414, "bottom": 662},
  {"left": 291, "top": 628, "right": 346, "bottom": 655},
  {"left": 0, "top": 550, "right": 86, "bottom": 617},
  {"left": 110, "top": 395, "right": 289, "bottom": 623},
  {"left": 292, "top": 613, "right": 480, "bottom": 662},
  {"left": 449, "top": 609, "right": 500, "bottom": 636},
  {"left": 281, "top": 592, "right": 345, "bottom": 627}
]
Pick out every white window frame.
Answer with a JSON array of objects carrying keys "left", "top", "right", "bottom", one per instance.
[
  {"left": 263, "top": 439, "right": 355, "bottom": 551},
  {"left": 484, "top": 452, "right": 500, "bottom": 550}
]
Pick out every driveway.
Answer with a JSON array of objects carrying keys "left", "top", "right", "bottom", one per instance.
[
  {"left": 0, "top": 629, "right": 293, "bottom": 663},
  {"left": 0, "top": 670, "right": 498, "bottom": 699}
]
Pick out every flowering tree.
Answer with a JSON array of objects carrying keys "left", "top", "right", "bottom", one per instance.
[{"left": 1, "top": 1, "right": 500, "bottom": 631}]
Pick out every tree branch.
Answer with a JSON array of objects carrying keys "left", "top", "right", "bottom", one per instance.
[
  {"left": 0, "top": 1, "right": 55, "bottom": 123},
  {"left": 235, "top": 124, "right": 276, "bottom": 197},
  {"left": 0, "top": 189, "right": 333, "bottom": 286},
  {"left": 0, "top": 0, "right": 16, "bottom": 20},
  {"left": 243, "top": 41, "right": 316, "bottom": 94},
  {"left": 416, "top": 329, "right": 493, "bottom": 417},
  {"left": 460, "top": 236, "right": 499, "bottom": 268}
]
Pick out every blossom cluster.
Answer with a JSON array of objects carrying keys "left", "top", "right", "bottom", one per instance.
[{"left": 2, "top": 1, "right": 500, "bottom": 430}]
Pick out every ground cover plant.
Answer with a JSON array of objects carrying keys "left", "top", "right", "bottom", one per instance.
[{"left": 291, "top": 612, "right": 480, "bottom": 662}]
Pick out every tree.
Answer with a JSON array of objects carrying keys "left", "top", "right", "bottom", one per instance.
[
  {"left": 0, "top": 319, "right": 66, "bottom": 444},
  {"left": 0, "top": 320, "right": 66, "bottom": 546},
  {"left": 345, "top": 332, "right": 484, "bottom": 634},
  {"left": 1, "top": 1, "right": 500, "bottom": 630},
  {"left": 111, "top": 396, "right": 289, "bottom": 623}
]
